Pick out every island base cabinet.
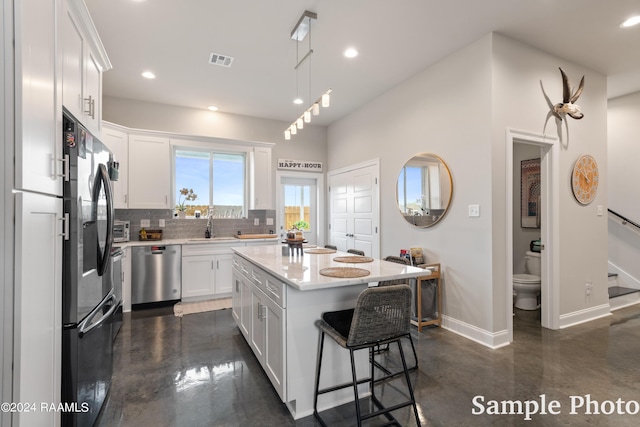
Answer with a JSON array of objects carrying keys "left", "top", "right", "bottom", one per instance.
[
  {"left": 233, "top": 258, "right": 286, "bottom": 401},
  {"left": 232, "top": 272, "right": 252, "bottom": 339},
  {"left": 254, "top": 286, "right": 285, "bottom": 400}
]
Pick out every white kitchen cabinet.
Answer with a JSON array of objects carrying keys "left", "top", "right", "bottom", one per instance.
[
  {"left": 101, "top": 123, "right": 129, "bottom": 208},
  {"left": 233, "top": 254, "right": 286, "bottom": 400},
  {"left": 260, "top": 287, "right": 285, "bottom": 398},
  {"left": 251, "top": 146, "right": 273, "bottom": 209},
  {"left": 215, "top": 253, "right": 234, "bottom": 294},
  {"left": 14, "top": 191, "right": 62, "bottom": 427},
  {"left": 14, "top": 0, "right": 62, "bottom": 197},
  {"left": 182, "top": 244, "right": 234, "bottom": 301},
  {"left": 128, "top": 134, "right": 171, "bottom": 209},
  {"left": 60, "top": 0, "right": 110, "bottom": 136}
]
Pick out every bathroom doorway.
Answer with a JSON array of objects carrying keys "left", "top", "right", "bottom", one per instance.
[{"left": 506, "top": 129, "right": 560, "bottom": 341}]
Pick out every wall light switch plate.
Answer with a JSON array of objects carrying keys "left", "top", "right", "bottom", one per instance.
[
  {"left": 266, "top": 218, "right": 274, "bottom": 225},
  {"left": 468, "top": 205, "right": 480, "bottom": 217},
  {"left": 597, "top": 205, "right": 604, "bottom": 216},
  {"left": 159, "top": 219, "right": 165, "bottom": 227},
  {"left": 254, "top": 218, "right": 259, "bottom": 225},
  {"left": 141, "top": 219, "right": 150, "bottom": 228}
]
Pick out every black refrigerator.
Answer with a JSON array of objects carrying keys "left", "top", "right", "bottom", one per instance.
[{"left": 61, "top": 110, "right": 119, "bottom": 427}]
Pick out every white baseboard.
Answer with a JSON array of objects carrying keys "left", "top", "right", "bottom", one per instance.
[
  {"left": 558, "top": 303, "right": 611, "bottom": 329},
  {"left": 441, "top": 315, "right": 510, "bottom": 349}
]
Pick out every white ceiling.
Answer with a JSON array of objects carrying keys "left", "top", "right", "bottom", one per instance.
[{"left": 85, "top": 0, "right": 640, "bottom": 127}]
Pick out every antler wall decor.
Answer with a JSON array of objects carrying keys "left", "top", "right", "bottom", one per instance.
[{"left": 552, "top": 67, "right": 585, "bottom": 120}]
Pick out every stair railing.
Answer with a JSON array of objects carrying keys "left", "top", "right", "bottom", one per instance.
[{"left": 608, "top": 209, "right": 640, "bottom": 235}]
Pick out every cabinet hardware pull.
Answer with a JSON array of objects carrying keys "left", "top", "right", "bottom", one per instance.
[
  {"left": 56, "top": 154, "right": 70, "bottom": 181},
  {"left": 211, "top": 260, "right": 214, "bottom": 270},
  {"left": 84, "top": 95, "right": 95, "bottom": 119},
  {"left": 58, "top": 213, "right": 70, "bottom": 240}
]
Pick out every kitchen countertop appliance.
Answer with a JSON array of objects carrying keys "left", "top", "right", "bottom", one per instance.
[
  {"left": 62, "top": 110, "right": 117, "bottom": 427},
  {"left": 113, "top": 220, "right": 130, "bottom": 242},
  {"left": 131, "top": 245, "right": 182, "bottom": 306}
]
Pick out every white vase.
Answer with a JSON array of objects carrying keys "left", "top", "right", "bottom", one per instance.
[{"left": 177, "top": 211, "right": 186, "bottom": 219}]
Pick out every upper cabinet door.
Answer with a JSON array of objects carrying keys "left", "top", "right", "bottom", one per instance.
[
  {"left": 252, "top": 147, "right": 273, "bottom": 209},
  {"left": 60, "top": 0, "right": 111, "bottom": 137},
  {"left": 83, "top": 49, "right": 102, "bottom": 135},
  {"left": 128, "top": 134, "right": 171, "bottom": 209},
  {"left": 60, "top": 3, "right": 84, "bottom": 122},
  {"left": 101, "top": 123, "right": 129, "bottom": 209},
  {"left": 14, "top": 0, "right": 62, "bottom": 196}
]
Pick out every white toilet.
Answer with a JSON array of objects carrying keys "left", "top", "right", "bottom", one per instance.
[{"left": 513, "top": 251, "right": 541, "bottom": 310}]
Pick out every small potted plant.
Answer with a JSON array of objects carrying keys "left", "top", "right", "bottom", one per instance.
[{"left": 176, "top": 188, "right": 197, "bottom": 218}]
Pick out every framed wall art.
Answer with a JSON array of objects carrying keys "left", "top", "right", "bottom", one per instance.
[{"left": 521, "top": 158, "right": 541, "bottom": 228}]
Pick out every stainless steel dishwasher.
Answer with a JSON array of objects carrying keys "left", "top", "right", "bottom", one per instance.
[{"left": 131, "top": 245, "right": 182, "bottom": 305}]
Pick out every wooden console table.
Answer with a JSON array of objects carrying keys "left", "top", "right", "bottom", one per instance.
[{"left": 411, "top": 263, "right": 442, "bottom": 332}]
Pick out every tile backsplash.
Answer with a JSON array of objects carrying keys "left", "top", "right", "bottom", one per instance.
[{"left": 116, "top": 209, "right": 277, "bottom": 241}]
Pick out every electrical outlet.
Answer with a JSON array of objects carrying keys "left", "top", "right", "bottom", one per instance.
[
  {"left": 159, "top": 219, "right": 165, "bottom": 227},
  {"left": 585, "top": 282, "right": 592, "bottom": 296},
  {"left": 254, "top": 218, "right": 259, "bottom": 225},
  {"left": 266, "top": 218, "right": 274, "bottom": 226},
  {"left": 468, "top": 205, "right": 480, "bottom": 217},
  {"left": 141, "top": 219, "right": 150, "bottom": 228}
]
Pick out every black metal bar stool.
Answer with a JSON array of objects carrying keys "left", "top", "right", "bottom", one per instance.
[{"left": 313, "top": 284, "right": 421, "bottom": 426}]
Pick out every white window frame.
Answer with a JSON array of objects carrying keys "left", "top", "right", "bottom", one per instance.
[{"left": 171, "top": 139, "right": 252, "bottom": 217}]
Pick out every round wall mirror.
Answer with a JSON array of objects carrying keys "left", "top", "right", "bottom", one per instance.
[{"left": 396, "top": 153, "right": 453, "bottom": 227}]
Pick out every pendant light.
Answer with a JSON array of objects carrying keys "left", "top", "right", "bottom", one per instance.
[{"left": 284, "top": 10, "right": 332, "bottom": 140}]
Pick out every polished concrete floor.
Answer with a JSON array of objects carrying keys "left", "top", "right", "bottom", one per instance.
[{"left": 97, "top": 304, "right": 640, "bottom": 426}]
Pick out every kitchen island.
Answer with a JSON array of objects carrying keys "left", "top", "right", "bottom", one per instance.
[{"left": 231, "top": 245, "right": 425, "bottom": 420}]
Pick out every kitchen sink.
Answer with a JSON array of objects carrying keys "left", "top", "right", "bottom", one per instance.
[{"left": 234, "top": 234, "right": 279, "bottom": 239}]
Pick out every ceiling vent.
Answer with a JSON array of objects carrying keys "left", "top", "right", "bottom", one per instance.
[{"left": 209, "top": 52, "right": 234, "bottom": 68}]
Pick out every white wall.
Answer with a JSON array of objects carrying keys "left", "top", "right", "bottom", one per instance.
[
  {"left": 608, "top": 91, "right": 640, "bottom": 224},
  {"left": 102, "top": 96, "right": 328, "bottom": 184},
  {"left": 608, "top": 91, "right": 640, "bottom": 284},
  {"left": 491, "top": 33, "right": 609, "bottom": 324},
  {"left": 328, "top": 35, "right": 496, "bottom": 336},
  {"left": 327, "top": 32, "right": 609, "bottom": 345}
]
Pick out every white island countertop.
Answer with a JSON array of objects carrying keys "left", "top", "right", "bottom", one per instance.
[{"left": 232, "top": 245, "right": 426, "bottom": 291}]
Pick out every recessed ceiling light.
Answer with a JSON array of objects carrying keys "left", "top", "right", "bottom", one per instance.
[
  {"left": 344, "top": 48, "right": 359, "bottom": 58},
  {"left": 293, "top": 98, "right": 304, "bottom": 105},
  {"left": 141, "top": 71, "right": 156, "bottom": 79},
  {"left": 620, "top": 15, "right": 640, "bottom": 28},
  {"left": 207, "top": 105, "right": 219, "bottom": 112}
]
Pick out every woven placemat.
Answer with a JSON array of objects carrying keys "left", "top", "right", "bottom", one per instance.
[
  {"left": 333, "top": 256, "right": 374, "bottom": 263},
  {"left": 305, "top": 248, "right": 337, "bottom": 254},
  {"left": 319, "top": 267, "right": 370, "bottom": 278}
]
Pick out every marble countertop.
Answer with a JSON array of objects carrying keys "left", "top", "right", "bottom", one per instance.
[{"left": 233, "top": 245, "right": 426, "bottom": 291}]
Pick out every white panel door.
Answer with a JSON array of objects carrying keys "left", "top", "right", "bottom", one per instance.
[
  {"left": 328, "top": 163, "right": 379, "bottom": 257},
  {"left": 329, "top": 172, "right": 350, "bottom": 251}
]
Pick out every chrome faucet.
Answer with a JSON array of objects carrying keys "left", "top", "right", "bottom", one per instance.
[{"left": 205, "top": 210, "right": 212, "bottom": 238}]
